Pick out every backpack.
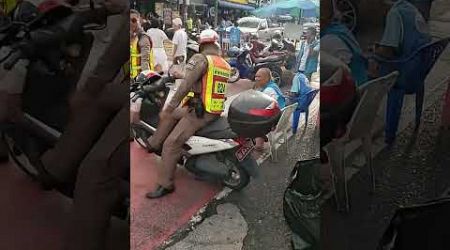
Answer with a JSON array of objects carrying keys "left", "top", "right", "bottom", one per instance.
[{"left": 283, "top": 158, "right": 322, "bottom": 250}]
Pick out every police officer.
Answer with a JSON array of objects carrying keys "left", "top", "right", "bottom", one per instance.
[
  {"left": 130, "top": 9, "right": 153, "bottom": 79},
  {"left": 146, "top": 29, "right": 231, "bottom": 198}
]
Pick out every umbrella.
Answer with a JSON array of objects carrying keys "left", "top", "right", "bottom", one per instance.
[
  {"left": 252, "top": 4, "right": 278, "bottom": 17},
  {"left": 275, "top": 0, "right": 318, "bottom": 10},
  {"left": 253, "top": 0, "right": 319, "bottom": 17}
]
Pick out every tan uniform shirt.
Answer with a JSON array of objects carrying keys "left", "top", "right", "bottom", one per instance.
[{"left": 167, "top": 46, "right": 220, "bottom": 109}]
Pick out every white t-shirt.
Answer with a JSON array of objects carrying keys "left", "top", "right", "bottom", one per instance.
[
  {"left": 299, "top": 43, "right": 310, "bottom": 71},
  {"left": 172, "top": 29, "right": 188, "bottom": 58},
  {"left": 147, "top": 28, "right": 169, "bottom": 48}
]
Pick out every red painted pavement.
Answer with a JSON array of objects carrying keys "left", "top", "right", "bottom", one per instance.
[
  {"left": 130, "top": 79, "right": 256, "bottom": 250},
  {"left": 130, "top": 143, "right": 221, "bottom": 250},
  {"left": 0, "top": 161, "right": 129, "bottom": 250}
]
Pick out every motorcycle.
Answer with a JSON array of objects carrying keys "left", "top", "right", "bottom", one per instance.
[
  {"left": 186, "top": 36, "right": 199, "bottom": 62},
  {"left": 227, "top": 44, "right": 253, "bottom": 83},
  {"left": 130, "top": 69, "right": 282, "bottom": 190},
  {"left": 227, "top": 40, "right": 287, "bottom": 86},
  {"left": 0, "top": 0, "right": 129, "bottom": 219}
]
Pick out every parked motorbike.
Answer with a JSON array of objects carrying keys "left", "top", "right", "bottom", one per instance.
[
  {"left": 130, "top": 69, "right": 282, "bottom": 190},
  {"left": 187, "top": 36, "right": 199, "bottom": 62},
  {"left": 227, "top": 44, "right": 253, "bottom": 83},
  {"left": 227, "top": 40, "right": 286, "bottom": 86},
  {"left": 0, "top": 0, "right": 128, "bottom": 219}
]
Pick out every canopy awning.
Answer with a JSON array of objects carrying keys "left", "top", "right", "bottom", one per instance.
[{"left": 219, "top": 1, "right": 256, "bottom": 11}]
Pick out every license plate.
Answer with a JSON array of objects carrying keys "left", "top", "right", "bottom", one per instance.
[{"left": 235, "top": 139, "right": 255, "bottom": 162}]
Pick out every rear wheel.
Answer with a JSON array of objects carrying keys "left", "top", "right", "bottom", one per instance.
[{"left": 222, "top": 158, "right": 250, "bottom": 190}]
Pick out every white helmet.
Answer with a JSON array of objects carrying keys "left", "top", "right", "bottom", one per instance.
[{"left": 199, "top": 29, "right": 220, "bottom": 47}]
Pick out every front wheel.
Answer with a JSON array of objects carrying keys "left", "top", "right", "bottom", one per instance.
[
  {"left": 228, "top": 67, "right": 240, "bottom": 83},
  {"left": 131, "top": 123, "right": 152, "bottom": 150},
  {"left": 222, "top": 161, "right": 250, "bottom": 190}
]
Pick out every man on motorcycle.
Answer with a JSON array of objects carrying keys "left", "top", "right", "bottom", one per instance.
[
  {"left": 130, "top": 8, "right": 153, "bottom": 79},
  {"left": 145, "top": 29, "right": 231, "bottom": 199}
]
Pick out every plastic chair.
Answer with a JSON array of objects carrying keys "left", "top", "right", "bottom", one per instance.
[
  {"left": 324, "top": 72, "right": 399, "bottom": 212},
  {"left": 268, "top": 103, "right": 298, "bottom": 162},
  {"left": 373, "top": 38, "right": 450, "bottom": 144},
  {"left": 292, "top": 88, "right": 320, "bottom": 134}
]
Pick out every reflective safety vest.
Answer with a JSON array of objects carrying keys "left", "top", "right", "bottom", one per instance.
[
  {"left": 130, "top": 37, "right": 154, "bottom": 79},
  {"left": 181, "top": 55, "right": 231, "bottom": 114},
  {"left": 201, "top": 55, "right": 231, "bottom": 114},
  {"left": 3, "top": 0, "right": 17, "bottom": 14}
]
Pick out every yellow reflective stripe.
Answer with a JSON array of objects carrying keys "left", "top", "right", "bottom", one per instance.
[
  {"left": 203, "top": 55, "right": 215, "bottom": 113},
  {"left": 181, "top": 91, "right": 195, "bottom": 106},
  {"left": 130, "top": 39, "right": 140, "bottom": 78}
]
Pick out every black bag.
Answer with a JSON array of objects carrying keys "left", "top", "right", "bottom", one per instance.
[
  {"left": 377, "top": 195, "right": 450, "bottom": 250},
  {"left": 283, "top": 158, "right": 322, "bottom": 250}
]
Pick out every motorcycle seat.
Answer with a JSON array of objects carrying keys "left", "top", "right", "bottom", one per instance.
[
  {"left": 195, "top": 117, "right": 238, "bottom": 139},
  {"left": 253, "top": 55, "right": 284, "bottom": 64}
]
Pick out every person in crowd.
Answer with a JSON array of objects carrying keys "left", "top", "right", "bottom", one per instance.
[
  {"left": 145, "top": 30, "right": 231, "bottom": 198},
  {"left": 296, "top": 26, "right": 320, "bottom": 80},
  {"left": 196, "top": 17, "right": 202, "bottom": 30},
  {"left": 172, "top": 17, "right": 188, "bottom": 65},
  {"left": 321, "top": 0, "right": 368, "bottom": 86},
  {"left": 225, "top": 17, "right": 233, "bottom": 28},
  {"left": 130, "top": 9, "right": 153, "bottom": 78},
  {"left": 253, "top": 68, "right": 286, "bottom": 151},
  {"left": 186, "top": 16, "right": 193, "bottom": 32},
  {"left": 372, "top": 0, "right": 431, "bottom": 63},
  {"left": 288, "top": 72, "right": 313, "bottom": 134},
  {"left": 147, "top": 18, "right": 170, "bottom": 73},
  {"left": 141, "top": 21, "right": 150, "bottom": 32},
  {"left": 370, "top": 0, "right": 432, "bottom": 144}
]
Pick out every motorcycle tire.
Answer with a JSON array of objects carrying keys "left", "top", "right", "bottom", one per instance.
[
  {"left": 229, "top": 67, "right": 240, "bottom": 83},
  {"left": 222, "top": 158, "right": 250, "bottom": 190},
  {"left": 131, "top": 123, "right": 152, "bottom": 150},
  {"left": 2, "top": 132, "right": 41, "bottom": 180},
  {"left": 270, "top": 66, "right": 283, "bottom": 87}
]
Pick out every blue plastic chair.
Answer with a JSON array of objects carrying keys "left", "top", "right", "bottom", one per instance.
[
  {"left": 292, "top": 89, "right": 319, "bottom": 134},
  {"left": 288, "top": 73, "right": 319, "bottom": 134},
  {"left": 373, "top": 38, "right": 450, "bottom": 144}
]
